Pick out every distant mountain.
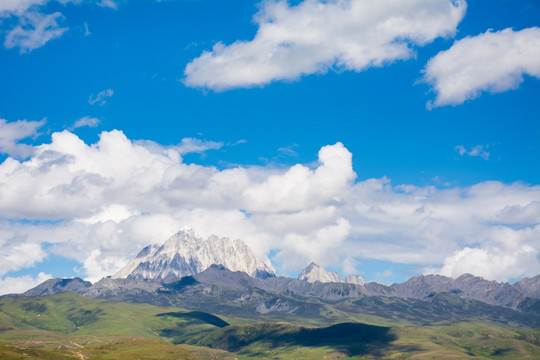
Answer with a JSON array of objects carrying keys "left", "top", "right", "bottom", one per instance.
[
  {"left": 22, "top": 277, "right": 91, "bottom": 296},
  {"left": 364, "top": 273, "right": 538, "bottom": 309},
  {"left": 298, "top": 262, "right": 342, "bottom": 283},
  {"left": 514, "top": 274, "right": 540, "bottom": 299},
  {"left": 298, "top": 262, "right": 365, "bottom": 286},
  {"left": 112, "top": 227, "right": 275, "bottom": 280},
  {"left": 15, "top": 226, "right": 540, "bottom": 324},
  {"left": 23, "top": 266, "right": 539, "bottom": 330}
]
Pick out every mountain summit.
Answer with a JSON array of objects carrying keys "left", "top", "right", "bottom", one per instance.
[
  {"left": 298, "top": 262, "right": 365, "bottom": 285},
  {"left": 112, "top": 227, "right": 275, "bottom": 280}
]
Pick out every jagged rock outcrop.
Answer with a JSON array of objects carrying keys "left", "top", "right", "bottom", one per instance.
[{"left": 112, "top": 227, "right": 275, "bottom": 280}]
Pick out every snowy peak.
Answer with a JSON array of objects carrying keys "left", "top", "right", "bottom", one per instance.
[
  {"left": 112, "top": 228, "right": 275, "bottom": 280},
  {"left": 298, "top": 262, "right": 365, "bottom": 285},
  {"left": 345, "top": 274, "right": 366, "bottom": 286},
  {"left": 298, "top": 262, "right": 342, "bottom": 283}
]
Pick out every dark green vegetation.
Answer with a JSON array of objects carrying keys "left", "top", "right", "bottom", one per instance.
[{"left": 0, "top": 292, "right": 539, "bottom": 359}]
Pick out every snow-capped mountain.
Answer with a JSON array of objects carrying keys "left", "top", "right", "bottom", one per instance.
[
  {"left": 345, "top": 275, "right": 366, "bottom": 286},
  {"left": 298, "top": 262, "right": 342, "bottom": 283},
  {"left": 112, "top": 227, "right": 275, "bottom": 280},
  {"left": 298, "top": 262, "right": 365, "bottom": 285}
]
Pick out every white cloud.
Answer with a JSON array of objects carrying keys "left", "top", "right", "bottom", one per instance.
[
  {"left": 424, "top": 27, "right": 540, "bottom": 107},
  {"left": 0, "top": 0, "right": 120, "bottom": 52},
  {"left": 438, "top": 235, "right": 540, "bottom": 283},
  {"left": 174, "top": 137, "right": 223, "bottom": 154},
  {"left": 0, "top": 129, "right": 538, "bottom": 283},
  {"left": 4, "top": 11, "right": 67, "bottom": 53},
  {"left": 184, "top": 0, "right": 466, "bottom": 90},
  {"left": 0, "top": 240, "right": 47, "bottom": 276},
  {"left": 0, "top": 272, "right": 52, "bottom": 296},
  {"left": 0, "top": 0, "right": 47, "bottom": 16},
  {"left": 88, "top": 89, "right": 114, "bottom": 106},
  {"left": 97, "top": 0, "right": 119, "bottom": 9},
  {"left": 0, "top": 118, "right": 45, "bottom": 159},
  {"left": 70, "top": 116, "right": 101, "bottom": 130},
  {"left": 455, "top": 144, "right": 489, "bottom": 160}
]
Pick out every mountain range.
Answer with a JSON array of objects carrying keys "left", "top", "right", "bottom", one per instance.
[
  {"left": 20, "top": 228, "right": 540, "bottom": 318},
  {"left": 6, "top": 228, "right": 540, "bottom": 358}
]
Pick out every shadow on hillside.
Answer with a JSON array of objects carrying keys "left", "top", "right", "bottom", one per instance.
[
  {"left": 157, "top": 311, "right": 229, "bottom": 328},
  {"left": 274, "top": 322, "right": 401, "bottom": 357},
  {"left": 199, "top": 322, "right": 412, "bottom": 357}
]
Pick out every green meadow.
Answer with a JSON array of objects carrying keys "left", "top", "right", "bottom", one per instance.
[{"left": 0, "top": 292, "right": 539, "bottom": 359}]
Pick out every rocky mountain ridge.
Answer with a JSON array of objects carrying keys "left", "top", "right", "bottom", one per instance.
[
  {"left": 19, "top": 266, "right": 540, "bottom": 330},
  {"left": 22, "top": 265, "right": 540, "bottom": 314},
  {"left": 112, "top": 227, "right": 275, "bottom": 280},
  {"left": 17, "top": 227, "right": 540, "bottom": 316}
]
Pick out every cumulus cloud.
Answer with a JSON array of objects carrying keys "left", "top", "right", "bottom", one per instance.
[
  {"left": 438, "top": 232, "right": 540, "bottom": 283},
  {"left": 455, "top": 144, "right": 489, "bottom": 160},
  {"left": 0, "top": 239, "right": 47, "bottom": 276},
  {"left": 88, "top": 89, "right": 114, "bottom": 106},
  {"left": 0, "top": 118, "right": 45, "bottom": 159},
  {"left": 0, "top": 129, "right": 538, "bottom": 285},
  {"left": 184, "top": 0, "right": 466, "bottom": 90},
  {"left": 424, "top": 27, "right": 540, "bottom": 107},
  {"left": 0, "top": 272, "right": 52, "bottom": 296}
]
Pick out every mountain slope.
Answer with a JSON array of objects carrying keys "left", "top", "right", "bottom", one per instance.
[
  {"left": 112, "top": 228, "right": 274, "bottom": 280},
  {"left": 22, "top": 277, "right": 92, "bottom": 296}
]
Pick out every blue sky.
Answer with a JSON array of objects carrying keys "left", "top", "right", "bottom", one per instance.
[{"left": 0, "top": 0, "right": 539, "bottom": 293}]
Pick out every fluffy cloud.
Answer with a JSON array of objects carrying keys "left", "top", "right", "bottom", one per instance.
[
  {"left": 0, "top": 272, "right": 52, "bottom": 295},
  {"left": 438, "top": 226, "right": 540, "bottom": 282},
  {"left": 0, "top": 118, "right": 45, "bottom": 158},
  {"left": 184, "top": 0, "right": 466, "bottom": 90},
  {"left": 0, "top": 128, "right": 538, "bottom": 289},
  {"left": 424, "top": 27, "right": 540, "bottom": 107}
]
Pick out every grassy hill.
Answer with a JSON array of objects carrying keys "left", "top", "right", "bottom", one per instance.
[{"left": 0, "top": 292, "right": 539, "bottom": 359}]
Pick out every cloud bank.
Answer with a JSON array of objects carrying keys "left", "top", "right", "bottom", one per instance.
[
  {"left": 0, "top": 118, "right": 45, "bottom": 159},
  {"left": 184, "top": 0, "right": 466, "bottom": 90},
  {"left": 0, "top": 122, "right": 538, "bottom": 294},
  {"left": 424, "top": 27, "right": 540, "bottom": 107}
]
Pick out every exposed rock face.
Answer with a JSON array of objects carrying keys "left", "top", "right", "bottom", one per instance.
[
  {"left": 298, "top": 262, "right": 342, "bottom": 283},
  {"left": 514, "top": 274, "right": 540, "bottom": 299},
  {"left": 112, "top": 228, "right": 275, "bottom": 280},
  {"left": 22, "top": 277, "right": 91, "bottom": 296}
]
